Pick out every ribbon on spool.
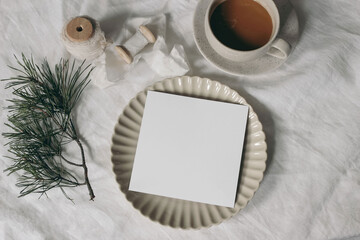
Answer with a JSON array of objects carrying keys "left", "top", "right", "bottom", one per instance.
[
  {"left": 115, "top": 25, "right": 156, "bottom": 64},
  {"left": 62, "top": 16, "right": 107, "bottom": 60}
]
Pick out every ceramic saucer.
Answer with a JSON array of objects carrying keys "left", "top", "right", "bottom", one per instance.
[{"left": 193, "top": 0, "right": 299, "bottom": 75}]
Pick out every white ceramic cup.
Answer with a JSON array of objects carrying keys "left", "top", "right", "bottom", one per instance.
[{"left": 204, "top": 0, "right": 291, "bottom": 62}]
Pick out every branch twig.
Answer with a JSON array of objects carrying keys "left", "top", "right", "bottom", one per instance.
[{"left": 75, "top": 138, "right": 95, "bottom": 201}]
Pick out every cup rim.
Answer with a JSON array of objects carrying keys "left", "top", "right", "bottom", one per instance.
[{"left": 205, "top": 0, "right": 280, "bottom": 54}]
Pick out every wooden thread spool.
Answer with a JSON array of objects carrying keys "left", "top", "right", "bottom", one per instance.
[
  {"left": 65, "top": 17, "right": 94, "bottom": 42},
  {"left": 115, "top": 25, "right": 156, "bottom": 64},
  {"left": 62, "top": 16, "right": 107, "bottom": 60}
]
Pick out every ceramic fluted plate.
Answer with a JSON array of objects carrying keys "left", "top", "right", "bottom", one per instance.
[
  {"left": 111, "top": 76, "right": 267, "bottom": 229},
  {"left": 193, "top": 0, "right": 299, "bottom": 75}
]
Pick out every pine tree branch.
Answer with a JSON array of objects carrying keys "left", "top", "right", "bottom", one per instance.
[{"left": 2, "top": 54, "right": 95, "bottom": 201}]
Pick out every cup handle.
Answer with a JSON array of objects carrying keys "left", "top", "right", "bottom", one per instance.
[{"left": 267, "top": 38, "right": 291, "bottom": 59}]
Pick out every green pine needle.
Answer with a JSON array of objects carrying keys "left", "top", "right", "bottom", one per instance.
[{"left": 2, "top": 54, "right": 95, "bottom": 201}]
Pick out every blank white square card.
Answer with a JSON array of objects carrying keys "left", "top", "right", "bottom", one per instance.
[{"left": 129, "top": 91, "right": 248, "bottom": 207}]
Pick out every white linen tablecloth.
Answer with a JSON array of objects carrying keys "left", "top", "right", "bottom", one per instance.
[{"left": 0, "top": 0, "right": 359, "bottom": 239}]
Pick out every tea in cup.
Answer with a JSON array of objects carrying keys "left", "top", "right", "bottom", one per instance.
[{"left": 204, "top": 0, "right": 291, "bottom": 62}]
